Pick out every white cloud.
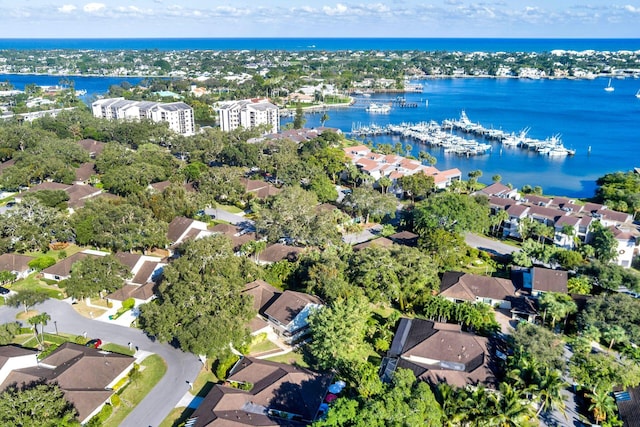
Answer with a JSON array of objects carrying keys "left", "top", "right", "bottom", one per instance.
[
  {"left": 83, "top": 2, "right": 105, "bottom": 13},
  {"left": 322, "top": 3, "right": 348, "bottom": 16},
  {"left": 624, "top": 5, "right": 639, "bottom": 13},
  {"left": 58, "top": 4, "right": 77, "bottom": 14}
]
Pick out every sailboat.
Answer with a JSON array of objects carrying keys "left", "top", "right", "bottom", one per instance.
[
  {"left": 636, "top": 89, "right": 640, "bottom": 99},
  {"left": 604, "top": 78, "right": 614, "bottom": 92}
]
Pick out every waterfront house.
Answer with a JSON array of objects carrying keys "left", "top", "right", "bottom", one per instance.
[
  {"left": 609, "top": 225, "right": 639, "bottom": 269},
  {"left": 187, "top": 357, "right": 332, "bottom": 426},
  {"left": 382, "top": 318, "right": 497, "bottom": 388},
  {"left": 474, "top": 182, "right": 519, "bottom": 199}
]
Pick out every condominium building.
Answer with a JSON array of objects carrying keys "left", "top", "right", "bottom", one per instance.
[
  {"left": 91, "top": 98, "right": 195, "bottom": 135},
  {"left": 217, "top": 98, "right": 279, "bottom": 133}
]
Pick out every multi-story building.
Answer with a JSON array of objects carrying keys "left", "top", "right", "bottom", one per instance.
[
  {"left": 217, "top": 98, "right": 279, "bottom": 133},
  {"left": 91, "top": 98, "right": 195, "bottom": 135}
]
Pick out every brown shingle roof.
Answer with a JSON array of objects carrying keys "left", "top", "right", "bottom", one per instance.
[
  {"left": 77, "top": 139, "right": 106, "bottom": 157},
  {"left": 0, "top": 253, "right": 34, "bottom": 273},
  {"left": 263, "top": 291, "right": 322, "bottom": 326},
  {"left": 114, "top": 252, "right": 141, "bottom": 271},
  {"left": 353, "top": 237, "right": 394, "bottom": 251},
  {"left": 42, "top": 252, "right": 93, "bottom": 278},
  {"left": 257, "top": 244, "right": 303, "bottom": 264},
  {"left": 167, "top": 216, "right": 195, "bottom": 243},
  {"left": 242, "top": 280, "right": 279, "bottom": 312},
  {"left": 439, "top": 272, "right": 516, "bottom": 302},
  {"left": 189, "top": 357, "right": 331, "bottom": 427},
  {"left": 74, "top": 162, "right": 96, "bottom": 182},
  {"left": 0, "top": 345, "right": 37, "bottom": 370},
  {"left": 131, "top": 260, "right": 158, "bottom": 285},
  {"left": 532, "top": 267, "right": 568, "bottom": 293}
]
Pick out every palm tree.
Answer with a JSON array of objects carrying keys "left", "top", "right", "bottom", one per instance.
[
  {"left": 491, "top": 209, "right": 510, "bottom": 237},
  {"left": 320, "top": 112, "right": 329, "bottom": 127},
  {"left": 535, "top": 367, "right": 566, "bottom": 417},
  {"left": 586, "top": 387, "right": 617, "bottom": 424},
  {"left": 489, "top": 383, "right": 536, "bottom": 427},
  {"left": 378, "top": 176, "right": 392, "bottom": 194},
  {"left": 602, "top": 324, "right": 627, "bottom": 350}
]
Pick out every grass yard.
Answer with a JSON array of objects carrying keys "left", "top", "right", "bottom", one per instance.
[
  {"left": 264, "top": 348, "right": 309, "bottom": 368},
  {"left": 15, "top": 309, "right": 39, "bottom": 321},
  {"left": 248, "top": 339, "right": 280, "bottom": 356},
  {"left": 217, "top": 204, "right": 244, "bottom": 214},
  {"left": 71, "top": 300, "right": 107, "bottom": 319},
  {"left": 159, "top": 407, "right": 194, "bottom": 427},
  {"left": 101, "top": 342, "right": 135, "bottom": 356},
  {"left": 23, "top": 243, "right": 85, "bottom": 260},
  {"left": 103, "top": 354, "right": 167, "bottom": 427},
  {"left": 9, "top": 273, "right": 65, "bottom": 300}
]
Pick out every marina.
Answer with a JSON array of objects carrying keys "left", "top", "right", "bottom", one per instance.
[{"left": 350, "top": 110, "right": 575, "bottom": 158}]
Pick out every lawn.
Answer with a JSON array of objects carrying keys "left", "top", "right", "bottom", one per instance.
[
  {"left": 159, "top": 407, "right": 194, "bottom": 427},
  {"left": 71, "top": 300, "right": 107, "bottom": 319},
  {"left": 23, "top": 243, "right": 85, "bottom": 259},
  {"left": 217, "top": 204, "right": 244, "bottom": 214},
  {"left": 264, "top": 348, "right": 309, "bottom": 368},
  {"left": 101, "top": 342, "right": 135, "bottom": 356},
  {"left": 9, "top": 273, "right": 65, "bottom": 300},
  {"left": 248, "top": 339, "right": 280, "bottom": 356},
  {"left": 103, "top": 354, "right": 167, "bottom": 427}
]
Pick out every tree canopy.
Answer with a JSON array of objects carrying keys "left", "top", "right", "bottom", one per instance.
[
  {"left": 0, "top": 381, "right": 79, "bottom": 427},
  {"left": 63, "top": 255, "right": 131, "bottom": 299},
  {"left": 138, "top": 235, "right": 258, "bottom": 359}
]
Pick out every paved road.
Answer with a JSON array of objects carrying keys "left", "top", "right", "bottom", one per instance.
[
  {"left": 464, "top": 232, "right": 520, "bottom": 257},
  {"left": 0, "top": 300, "right": 202, "bottom": 427},
  {"left": 343, "top": 224, "right": 382, "bottom": 244}
]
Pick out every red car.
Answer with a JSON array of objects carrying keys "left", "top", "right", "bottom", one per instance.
[{"left": 85, "top": 339, "right": 102, "bottom": 349}]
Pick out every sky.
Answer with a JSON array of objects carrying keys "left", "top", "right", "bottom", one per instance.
[{"left": 0, "top": 1, "right": 639, "bottom": 38}]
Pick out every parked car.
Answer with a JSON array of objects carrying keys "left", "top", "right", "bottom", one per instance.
[
  {"left": 85, "top": 339, "right": 102, "bottom": 349},
  {"left": 0, "top": 286, "right": 9, "bottom": 295}
]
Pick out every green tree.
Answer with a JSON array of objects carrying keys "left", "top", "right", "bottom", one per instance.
[
  {"left": 0, "top": 382, "right": 79, "bottom": 427},
  {"left": 588, "top": 221, "right": 618, "bottom": 263},
  {"left": 342, "top": 186, "right": 397, "bottom": 224},
  {"left": 567, "top": 277, "right": 592, "bottom": 295},
  {"left": 510, "top": 323, "right": 566, "bottom": 370},
  {"left": 6, "top": 290, "right": 48, "bottom": 313},
  {"left": 398, "top": 172, "right": 435, "bottom": 203},
  {"left": 413, "top": 192, "right": 490, "bottom": 235},
  {"left": 308, "top": 296, "right": 372, "bottom": 371},
  {"left": 63, "top": 255, "right": 131, "bottom": 300},
  {"left": 138, "top": 235, "right": 257, "bottom": 359},
  {"left": 538, "top": 292, "right": 577, "bottom": 330},
  {"left": 293, "top": 103, "right": 306, "bottom": 129}
]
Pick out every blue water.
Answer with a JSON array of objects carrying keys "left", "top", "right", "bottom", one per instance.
[
  {"left": 2, "top": 72, "right": 638, "bottom": 198},
  {"left": 292, "top": 77, "right": 640, "bottom": 198},
  {"left": 0, "top": 38, "right": 638, "bottom": 52}
]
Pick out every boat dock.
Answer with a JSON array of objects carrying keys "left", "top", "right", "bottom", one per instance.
[{"left": 350, "top": 111, "right": 576, "bottom": 158}]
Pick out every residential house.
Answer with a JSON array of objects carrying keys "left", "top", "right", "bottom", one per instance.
[
  {"left": 439, "top": 272, "right": 517, "bottom": 309},
  {"left": 0, "top": 342, "right": 135, "bottom": 424},
  {"left": 76, "top": 139, "right": 105, "bottom": 158},
  {"left": 0, "top": 253, "right": 35, "bottom": 280},
  {"left": 187, "top": 357, "right": 332, "bottom": 426},
  {"left": 382, "top": 318, "right": 497, "bottom": 388},
  {"left": 240, "top": 178, "right": 281, "bottom": 200},
  {"left": 610, "top": 225, "right": 639, "bottom": 268},
  {"left": 475, "top": 182, "right": 519, "bottom": 199},
  {"left": 15, "top": 182, "right": 103, "bottom": 210},
  {"left": 343, "top": 145, "right": 461, "bottom": 191},
  {"left": 167, "top": 216, "right": 212, "bottom": 248},
  {"left": 209, "top": 223, "right": 257, "bottom": 252},
  {"left": 522, "top": 267, "right": 568, "bottom": 297},
  {"left": 243, "top": 280, "right": 323, "bottom": 344},
  {"left": 74, "top": 162, "right": 96, "bottom": 184},
  {"left": 388, "top": 231, "right": 419, "bottom": 247},
  {"left": 0, "top": 345, "right": 38, "bottom": 386},
  {"left": 41, "top": 250, "right": 108, "bottom": 282},
  {"left": 352, "top": 237, "right": 394, "bottom": 251},
  {"left": 615, "top": 386, "right": 640, "bottom": 427},
  {"left": 257, "top": 244, "right": 304, "bottom": 265},
  {"left": 106, "top": 252, "right": 165, "bottom": 303}
]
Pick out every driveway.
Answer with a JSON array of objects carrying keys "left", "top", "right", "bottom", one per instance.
[
  {"left": 464, "top": 232, "right": 520, "bottom": 257},
  {"left": 0, "top": 300, "right": 202, "bottom": 427},
  {"left": 343, "top": 224, "right": 383, "bottom": 244},
  {"left": 207, "top": 207, "right": 255, "bottom": 231}
]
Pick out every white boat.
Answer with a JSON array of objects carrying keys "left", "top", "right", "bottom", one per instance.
[
  {"left": 366, "top": 103, "right": 391, "bottom": 113},
  {"left": 636, "top": 89, "right": 640, "bottom": 99},
  {"left": 604, "top": 78, "right": 614, "bottom": 92}
]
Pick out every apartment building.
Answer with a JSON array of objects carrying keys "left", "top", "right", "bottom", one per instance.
[
  {"left": 217, "top": 98, "right": 279, "bottom": 133},
  {"left": 91, "top": 98, "right": 195, "bottom": 135}
]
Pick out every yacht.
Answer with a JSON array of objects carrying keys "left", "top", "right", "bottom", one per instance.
[
  {"left": 366, "top": 103, "right": 391, "bottom": 113},
  {"left": 604, "top": 78, "right": 614, "bottom": 92}
]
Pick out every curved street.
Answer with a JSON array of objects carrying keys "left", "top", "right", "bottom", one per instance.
[{"left": 0, "top": 299, "right": 203, "bottom": 427}]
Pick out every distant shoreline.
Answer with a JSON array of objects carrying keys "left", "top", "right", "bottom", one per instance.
[{"left": 0, "top": 71, "right": 621, "bottom": 82}]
